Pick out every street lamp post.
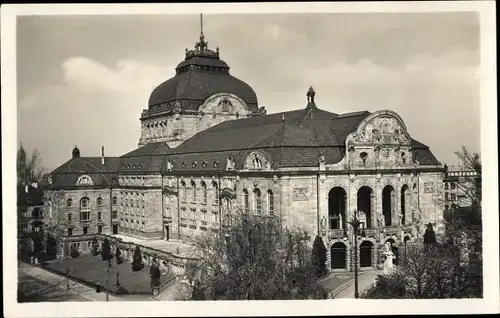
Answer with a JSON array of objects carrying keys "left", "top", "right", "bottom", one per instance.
[{"left": 347, "top": 210, "right": 364, "bottom": 299}]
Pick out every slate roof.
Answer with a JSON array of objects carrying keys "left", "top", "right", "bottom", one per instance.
[
  {"left": 119, "top": 142, "right": 170, "bottom": 173},
  {"left": 49, "top": 157, "right": 120, "bottom": 188},
  {"left": 50, "top": 108, "right": 441, "bottom": 176},
  {"left": 147, "top": 45, "right": 259, "bottom": 116}
]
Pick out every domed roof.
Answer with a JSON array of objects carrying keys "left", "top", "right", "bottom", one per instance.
[{"left": 146, "top": 32, "right": 259, "bottom": 116}]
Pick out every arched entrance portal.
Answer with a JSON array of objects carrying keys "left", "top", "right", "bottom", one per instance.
[
  {"left": 330, "top": 242, "right": 346, "bottom": 269},
  {"left": 328, "top": 187, "right": 347, "bottom": 230},
  {"left": 360, "top": 241, "right": 373, "bottom": 268},
  {"left": 357, "top": 186, "right": 373, "bottom": 228},
  {"left": 386, "top": 238, "right": 399, "bottom": 266},
  {"left": 382, "top": 185, "right": 395, "bottom": 226}
]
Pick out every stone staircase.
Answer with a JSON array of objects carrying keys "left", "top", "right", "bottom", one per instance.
[{"left": 153, "top": 276, "right": 192, "bottom": 301}]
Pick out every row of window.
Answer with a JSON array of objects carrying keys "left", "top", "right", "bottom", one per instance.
[
  {"left": 66, "top": 197, "right": 118, "bottom": 208},
  {"left": 242, "top": 189, "right": 274, "bottom": 215},
  {"left": 179, "top": 181, "right": 218, "bottom": 204},
  {"left": 444, "top": 182, "right": 457, "bottom": 190},
  {"left": 68, "top": 210, "right": 116, "bottom": 222},
  {"left": 121, "top": 218, "right": 146, "bottom": 230},
  {"left": 67, "top": 225, "right": 102, "bottom": 236},
  {"left": 181, "top": 209, "right": 218, "bottom": 223}
]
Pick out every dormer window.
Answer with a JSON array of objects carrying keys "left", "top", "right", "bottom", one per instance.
[
  {"left": 214, "top": 161, "right": 219, "bottom": 167},
  {"left": 219, "top": 97, "right": 232, "bottom": 113},
  {"left": 202, "top": 161, "right": 207, "bottom": 168},
  {"left": 192, "top": 162, "right": 197, "bottom": 168},
  {"left": 252, "top": 156, "right": 262, "bottom": 169},
  {"left": 76, "top": 175, "right": 94, "bottom": 186},
  {"left": 182, "top": 162, "right": 186, "bottom": 168}
]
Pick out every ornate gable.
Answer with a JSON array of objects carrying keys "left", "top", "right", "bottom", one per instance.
[{"left": 345, "top": 110, "right": 417, "bottom": 169}]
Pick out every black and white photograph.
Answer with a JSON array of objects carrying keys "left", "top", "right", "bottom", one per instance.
[{"left": 2, "top": 2, "right": 498, "bottom": 317}]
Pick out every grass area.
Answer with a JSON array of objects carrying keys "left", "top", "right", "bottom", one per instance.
[{"left": 43, "top": 254, "right": 172, "bottom": 295}]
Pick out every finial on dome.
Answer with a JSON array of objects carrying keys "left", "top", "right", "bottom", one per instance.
[
  {"left": 306, "top": 86, "right": 317, "bottom": 109},
  {"left": 195, "top": 13, "right": 208, "bottom": 51}
]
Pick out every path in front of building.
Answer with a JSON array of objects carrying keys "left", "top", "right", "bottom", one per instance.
[
  {"left": 330, "top": 270, "right": 381, "bottom": 299},
  {"left": 18, "top": 263, "right": 155, "bottom": 302},
  {"left": 110, "top": 234, "right": 194, "bottom": 257}
]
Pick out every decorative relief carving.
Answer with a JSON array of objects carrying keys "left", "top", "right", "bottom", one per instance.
[
  {"left": 293, "top": 188, "right": 309, "bottom": 201},
  {"left": 423, "top": 182, "right": 435, "bottom": 193}
]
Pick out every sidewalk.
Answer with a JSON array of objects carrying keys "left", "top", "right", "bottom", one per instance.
[
  {"left": 19, "top": 264, "right": 153, "bottom": 302},
  {"left": 331, "top": 270, "right": 380, "bottom": 299}
]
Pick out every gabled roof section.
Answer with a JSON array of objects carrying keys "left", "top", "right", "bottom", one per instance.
[
  {"left": 121, "top": 142, "right": 170, "bottom": 158},
  {"left": 52, "top": 157, "right": 120, "bottom": 174}
]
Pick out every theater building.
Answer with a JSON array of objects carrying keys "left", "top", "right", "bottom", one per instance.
[{"left": 44, "top": 27, "right": 445, "bottom": 271}]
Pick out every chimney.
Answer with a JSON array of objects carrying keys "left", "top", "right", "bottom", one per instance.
[{"left": 101, "top": 146, "right": 105, "bottom": 165}]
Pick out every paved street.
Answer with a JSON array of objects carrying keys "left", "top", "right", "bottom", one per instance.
[
  {"left": 18, "top": 263, "right": 154, "bottom": 302},
  {"left": 331, "top": 271, "right": 381, "bottom": 298},
  {"left": 18, "top": 270, "right": 90, "bottom": 302}
]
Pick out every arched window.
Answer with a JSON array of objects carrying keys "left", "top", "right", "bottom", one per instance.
[
  {"left": 252, "top": 156, "right": 262, "bottom": 169},
  {"left": 201, "top": 182, "right": 207, "bottom": 204},
  {"left": 80, "top": 198, "right": 90, "bottom": 221},
  {"left": 267, "top": 190, "right": 274, "bottom": 216},
  {"left": 66, "top": 198, "right": 73, "bottom": 207},
  {"left": 112, "top": 196, "right": 117, "bottom": 205},
  {"left": 254, "top": 189, "right": 262, "bottom": 214},
  {"left": 242, "top": 189, "right": 249, "bottom": 213},
  {"left": 213, "top": 182, "right": 219, "bottom": 206},
  {"left": 76, "top": 175, "right": 93, "bottom": 186},
  {"left": 191, "top": 181, "right": 196, "bottom": 203},
  {"left": 180, "top": 181, "right": 187, "bottom": 202},
  {"left": 96, "top": 197, "right": 103, "bottom": 206},
  {"left": 222, "top": 197, "right": 232, "bottom": 211}
]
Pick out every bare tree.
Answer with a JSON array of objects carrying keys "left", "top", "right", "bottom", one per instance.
[
  {"left": 364, "top": 243, "right": 480, "bottom": 299},
  {"left": 185, "top": 210, "right": 327, "bottom": 300},
  {"left": 26, "top": 149, "right": 48, "bottom": 184}
]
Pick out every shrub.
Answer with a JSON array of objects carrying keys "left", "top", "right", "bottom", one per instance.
[
  {"left": 101, "top": 238, "right": 112, "bottom": 261},
  {"left": 91, "top": 237, "right": 100, "bottom": 256},
  {"left": 70, "top": 246, "right": 80, "bottom": 258},
  {"left": 115, "top": 246, "right": 123, "bottom": 264},
  {"left": 132, "top": 246, "right": 143, "bottom": 272},
  {"left": 311, "top": 235, "right": 327, "bottom": 278}
]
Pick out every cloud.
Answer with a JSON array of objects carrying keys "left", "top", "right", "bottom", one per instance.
[{"left": 18, "top": 57, "right": 176, "bottom": 170}]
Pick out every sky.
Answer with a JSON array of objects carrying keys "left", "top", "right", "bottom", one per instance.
[{"left": 16, "top": 12, "right": 480, "bottom": 171}]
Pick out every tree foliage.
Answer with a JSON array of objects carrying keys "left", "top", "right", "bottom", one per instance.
[
  {"left": 311, "top": 235, "right": 327, "bottom": 278},
  {"left": 115, "top": 246, "right": 123, "bottom": 264},
  {"left": 132, "top": 246, "right": 143, "bottom": 271},
  {"left": 185, "top": 211, "right": 327, "bottom": 300},
  {"left": 92, "top": 237, "right": 100, "bottom": 256},
  {"left": 363, "top": 243, "right": 481, "bottom": 299},
  {"left": 423, "top": 223, "right": 437, "bottom": 246},
  {"left": 101, "top": 238, "right": 112, "bottom": 261}
]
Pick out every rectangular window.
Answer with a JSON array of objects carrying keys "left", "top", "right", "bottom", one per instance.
[
  {"left": 192, "top": 210, "right": 196, "bottom": 220},
  {"left": 451, "top": 193, "right": 456, "bottom": 201},
  {"left": 83, "top": 227, "right": 88, "bottom": 234},
  {"left": 80, "top": 211, "right": 90, "bottom": 221},
  {"left": 445, "top": 193, "right": 449, "bottom": 201},
  {"left": 212, "top": 212, "right": 218, "bottom": 223},
  {"left": 68, "top": 213, "right": 72, "bottom": 222},
  {"left": 202, "top": 212, "right": 207, "bottom": 222},
  {"left": 451, "top": 182, "right": 456, "bottom": 190},
  {"left": 112, "top": 211, "right": 117, "bottom": 219},
  {"left": 98, "top": 212, "right": 102, "bottom": 220},
  {"left": 68, "top": 228, "right": 73, "bottom": 236},
  {"left": 98, "top": 226, "right": 102, "bottom": 234},
  {"left": 445, "top": 182, "right": 449, "bottom": 190}
]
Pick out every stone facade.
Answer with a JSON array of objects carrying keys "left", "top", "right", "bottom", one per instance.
[{"left": 44, "top": 109, "right": 445, "bottom": 273}]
